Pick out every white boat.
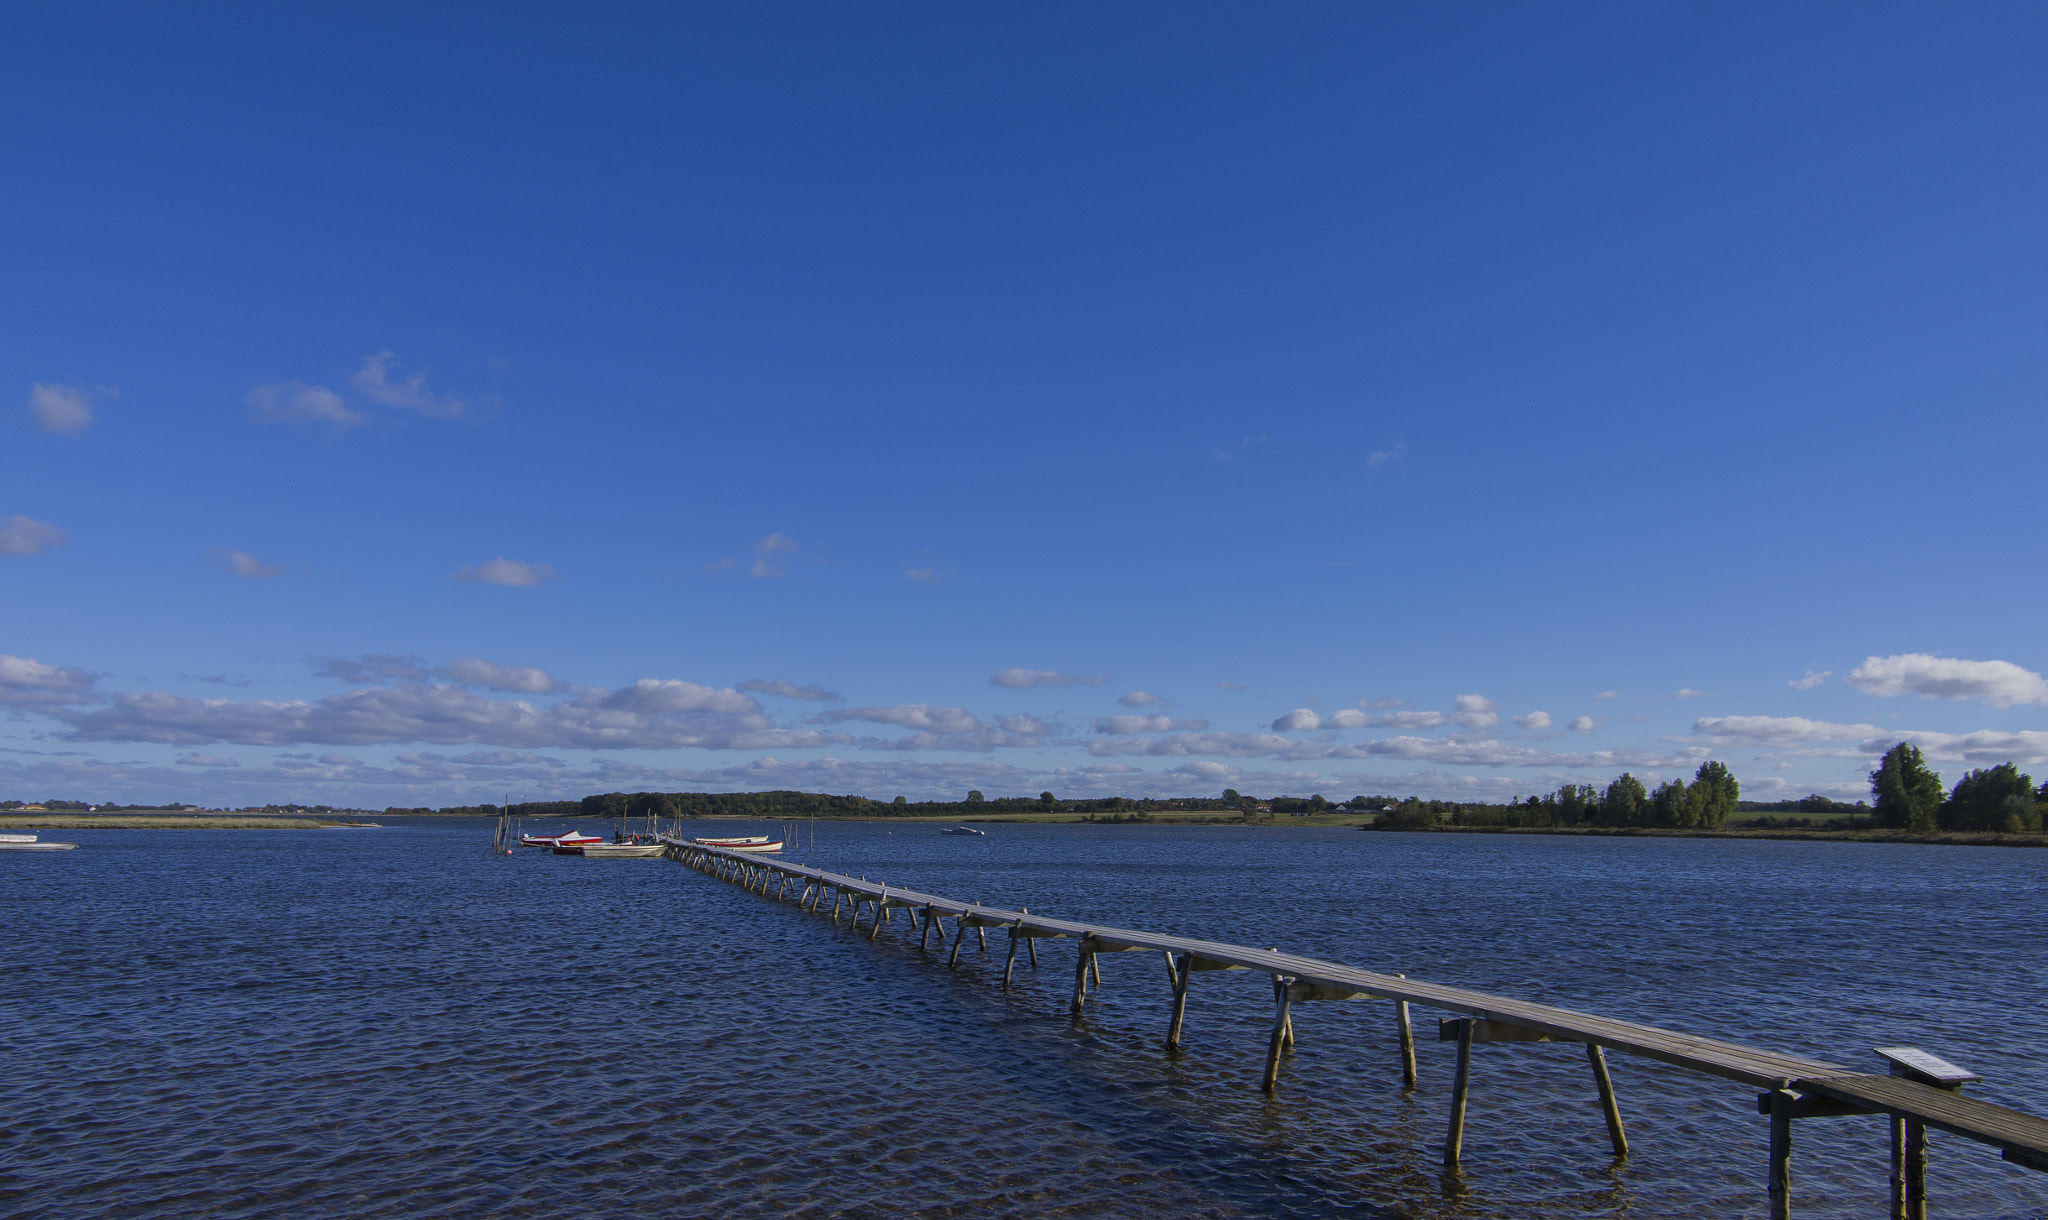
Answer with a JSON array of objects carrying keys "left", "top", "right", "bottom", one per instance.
[
  {"left": 574, "top": 842, "right": 668, "bottom": 858},
  {"left": 940, "top": 826, "right": 986, "bottom": 836},
  {"left": 0, "top": 833, "right": 76, "bottom": 851},
  {"left": 520, "top": 830, "right": 603, "bottom": 848},
  {"left": 693, "top": 837, "right": 784, "bottom": 853}
]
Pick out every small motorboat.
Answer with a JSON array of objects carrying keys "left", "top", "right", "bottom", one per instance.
[
  {"left": 521, "top": 830, "right": 603, "bottom": 848},
  {"left": 0, "top": 833, "right": 76, "bottom": 851},
  {"left": 692, "top": 836, "right": 784, "bottom": 853},
  {"left": 575, "top": 842, "right": 668, "bottom": 858},
  {"left": 940, "top": 826, "right": 986, "bottom": 836}
]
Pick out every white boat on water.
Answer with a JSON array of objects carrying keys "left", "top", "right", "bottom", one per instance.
[
  {"left": 0, "top": 833, "right": 76, "bottom": 852},
  {"left": 520, "top": 830, "right": 603, "bottom": 848},
  {"left": 940, "top": 826, "right": 986, "bottom": 836},
  {"left": 690, "top": 835, "right": 784, "bottom": 853},
  {"left": 573, "top": 842, "right": 668, "bottom": 858}
]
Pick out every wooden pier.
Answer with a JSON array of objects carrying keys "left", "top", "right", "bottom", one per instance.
[{"left": 669, "top": 839, "right": 2048, "bottom": 1218}]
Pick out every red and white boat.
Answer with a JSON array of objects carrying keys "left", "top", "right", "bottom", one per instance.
[
  {"left": 692, "top": 835, "right": 783, "bottom": 853},
  {"left": 520, "top": 830, "right": 603, "bottom": 848}
]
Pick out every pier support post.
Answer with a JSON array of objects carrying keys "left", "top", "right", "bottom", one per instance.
[
  {"left": 948, "top": 915, "right": 969, "bottom": 967},
  {"left": 1003, "top": 925, "right": 1021, "bottom": 987},
  {"left": 1903, "top": 1118, "right": 1927, "bottom": 1220},
  {"left": 1587, "top": 1043, "right": 1628, "bottom": 1157},
  {"left": 1769, "top": 1090, "right": 1793, "bottom": 1220},
  {"left": 1071, "top": 939, "right": 1094, "bottom": 1013},
  {"left": 1395, "top": 996, "right": 1418, "bottom": 1090},
  {"left": 1445, "top": 1018, "right": 1473, "bottom": 1166},
  {"left": 1089, "top": 953, "right": 1101, "bottom": 989},
  {"left": 1165, "top": 954, "right": 1191, "bottom": 1049},
  {"left": 917, "top": 905, "right": 934, "bottom": 951},
  {"left": 1262, "top": 975, "right": 1295, "bottom": 1091},
  {"left": 1024, "top": 908, "right": 1037, "bottom": 967}
]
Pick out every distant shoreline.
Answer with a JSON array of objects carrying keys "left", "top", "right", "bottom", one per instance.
[{"left": 0, "top": 815, "right": 370, "bottom": 830}]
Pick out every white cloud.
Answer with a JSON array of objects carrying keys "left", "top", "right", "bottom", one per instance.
[
  {"left": 1593, "top": 690, "right": 1620, "bottom": 701},
  {"left": 1846, "top": 653, "right": 2048, "bottom": 707},
  {"left": 737, "top": 678, "right": 840, "bottom": 702},
  {"left": 1567, "top": 716, "right": 1596, "bottom": 734},
  {"left": 1217, "top": 681, "right": 1246, "bottom": 691},
  {"left": 995, "top": 714, "right": 1062, "bottom": 736},
  {"left": 1674, "top": 688, "right": 1707, "bottom": 699},
  {"left": 990, "top": 668, "right": 1108, "bottom": 689},
  {"left": 1271, "top": 708, "right": 1322, "bottom": 731},
  {"left": 0, "top": 654, "right": 98, "bottom": 706},
  {"left": 442, "top": 658, "right": 558, "bottom": 694},
  {"left": 1516, "top": 711, "right": 1553, "bottom": 730},
  {"left": 821, "top": 704, "right": 985, "bottom": 733},
  {"left": 314, "top": 654, "right": 431, "bottom": 684},
  {"left": 1454, "top": 694, "right": 1499, "bottom": 730},
  {"left": 248, "top": 382, "right": 364, "bottom": 428},
  {"left": 453, "top": 557, "right": 556, "bottom": 587},
  {"left": 1118, "top": 690, "right": 1162, "bottom": 707},
  {"left": 176, "top": 754, "right": 239, "bottom": 768},
  {"left": 29, "top": 382, "right": 98, "bottom": 434},
  {"left": 748, "top": 532, "right": 799, "bottom": 579},
  {"left": 905, "top": 567, "right": 939, "bottom": 584},
  {"left": 352, "top": 351, "right": 465, "bottom": 418},
  {"left": 60, "top": 677, "right": 834, "bottom": 752},
  {"left": 1691, "top": 715, "right": 1884, "bottom": 747},
  {"left": 1366, "top": 441, "right": 1408, "bottom": 470},
  {"left": 1374, "top": 710, "right": 1449, "bottom": 730},
  {"left": 1790, "top": 670, "right": 1831, "bottom": 691},
  {"left": 0, "top": 515, "right": 67, "bottom": 557},
  {"left": 1324, "top": 708, "right": 1369, "bottom": 729},
  {"left": 1884, "top": 729, "right": 2048, "bottom": 767},
  {"left": 1093, "top": 715, "right": 1210, "bottom": 735},
  {"left": 1084, "top": 729, "right": 1707, "bottom": 771},
  {"left": 206, "top": 548, "right": 284, "bottom": 578}
]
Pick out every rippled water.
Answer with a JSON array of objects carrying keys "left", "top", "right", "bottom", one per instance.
[{"left": 4, "top": 819, "right": 2047, "bottom": 1218}]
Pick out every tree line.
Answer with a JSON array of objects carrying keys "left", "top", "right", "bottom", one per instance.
[
  {"left": 1372, "top": 762, "right": 1743, "bottom": 830},
  {"left": 1868, "top": 743, "right": 2044, "bottom": 832}
]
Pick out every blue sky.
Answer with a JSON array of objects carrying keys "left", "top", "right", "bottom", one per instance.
[{"left": 5, "top": 3, "right": 2046, "bottom": 808}]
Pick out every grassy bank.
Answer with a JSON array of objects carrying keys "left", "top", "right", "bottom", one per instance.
[{"left": 0, "top": 815, "right": 368, "bottom": 830}]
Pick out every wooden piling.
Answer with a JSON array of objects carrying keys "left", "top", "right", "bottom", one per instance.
[
  {"left": 1071, "top": 939, "right": 1093, "bottom": 1013},
  {"left": 1446, "top": 1018, "right": 1473, "bottom": 1166},
  {"left": 869, "top": 890, "right": 887, "bottom": 940},
  {"left": 1003, "top": 925, "right": 1021, "bottom": 987},
  {"left": 1891, "top": 1116, "right": 1907, "bottom": 1219},
  {"left": 1769, "top": 1090, "right": 1793, "bottom": 1220},
  {"left": 1262, "top": 975, "right": 1294, "bottom": 1091},
  {"left": 1587, "top": 1043, "right": 1628, "bottom": 1157},
  {"left": 1904, "top": 1118, "right": 1927, "bottom": 1220},
  {"left": 1024, "top": 908, "right": 1037, "bottom": 967},
  {"left": 1395, "top": 975, "right": 1418, "bottom": 1090},
  {"left": 948, "top": 913, "right": 968, "bottom": 967},
  {"left": 1165, "top": 953, "right": 1191, "bottom": 1049}
]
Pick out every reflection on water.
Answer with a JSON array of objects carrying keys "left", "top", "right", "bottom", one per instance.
[{"left": 3, "top": 820, "right": 2046, "bottom": 1218}]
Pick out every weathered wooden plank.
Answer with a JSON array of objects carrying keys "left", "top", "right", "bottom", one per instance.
[{"left": 1797, "top": 1074, "right": 2048, "bottom": 1161}]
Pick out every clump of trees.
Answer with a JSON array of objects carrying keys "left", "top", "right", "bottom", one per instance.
[
  {"left": 1372, "top": 762, "right": 1741, "bottom": 831},
  {"left": 1869, "top": 743, "right": 2045, "bottom": 833}
]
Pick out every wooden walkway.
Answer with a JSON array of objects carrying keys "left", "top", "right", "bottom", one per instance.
[{"left": 667, "top": 839, "right": 2048, "bottom": 1219}]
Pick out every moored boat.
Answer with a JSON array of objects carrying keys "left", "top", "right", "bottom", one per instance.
[
  {"left": 521, "top": 830, "right": 603, "bottom": 848},
  {"left": 693, "top": 836, "right": 784, "bottom": 853},
  {"left": 0, "top": 833, "right": 76, "bottom": 851},
  {"left": 575, "top": 842, "right": 668, "bottom": 858},
  {"left": 939, "top": 826, "right": 986, "bottom": 836}
]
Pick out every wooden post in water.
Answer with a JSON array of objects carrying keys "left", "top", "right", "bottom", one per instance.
[
  {"left": 1003, "top": 924, "right": 1021, "bottom": 987},
  {"left": 1587, "top": 1043, "right": 1628, "bottom": 1157},
  {"left": 1445, "top": 1018, "right": 1474, "bottom": 1166},
  {"left": 1089, "top": 953, "right": 1101, "bottom": 989},
  {"left": 948, "top": 913, "right": 969, "bottom": 967},
  {"left": 1768, "top": 1089, "right": 1793, "bottom": 1220},
  {"left": 1071, "top": 938, "right": 1093, "bottom": 1013},
  {"left": 1903, "top": 1119, "right": 1928, "bottom": 1220},
  {"left": 1165, "top": 953, "right": 1191, "bottom": 1049},
  {"left": 1261, "top": 976, "right": 1295, "bottom": 1091},
  {"left": 1023, "top": 909, "right": 1037, "bottom": 967},
  {"left": 917, "top": 904, "right": 934, "bottom": 950},
  {"left": 1890, "top": 1116, "right": 1908, "bottom": 1219},
  {"left": 1394, "top": 974, "right": 1418, "bottom": 1091}
]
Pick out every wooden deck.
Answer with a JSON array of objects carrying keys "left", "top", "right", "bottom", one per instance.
[{"left": 667, "top": 839, "right": 2048, "bottom": 1217}]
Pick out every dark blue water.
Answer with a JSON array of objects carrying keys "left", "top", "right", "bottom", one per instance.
[{"left": 4, "top": 820, "right": 2046, "bottom": 1219}]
